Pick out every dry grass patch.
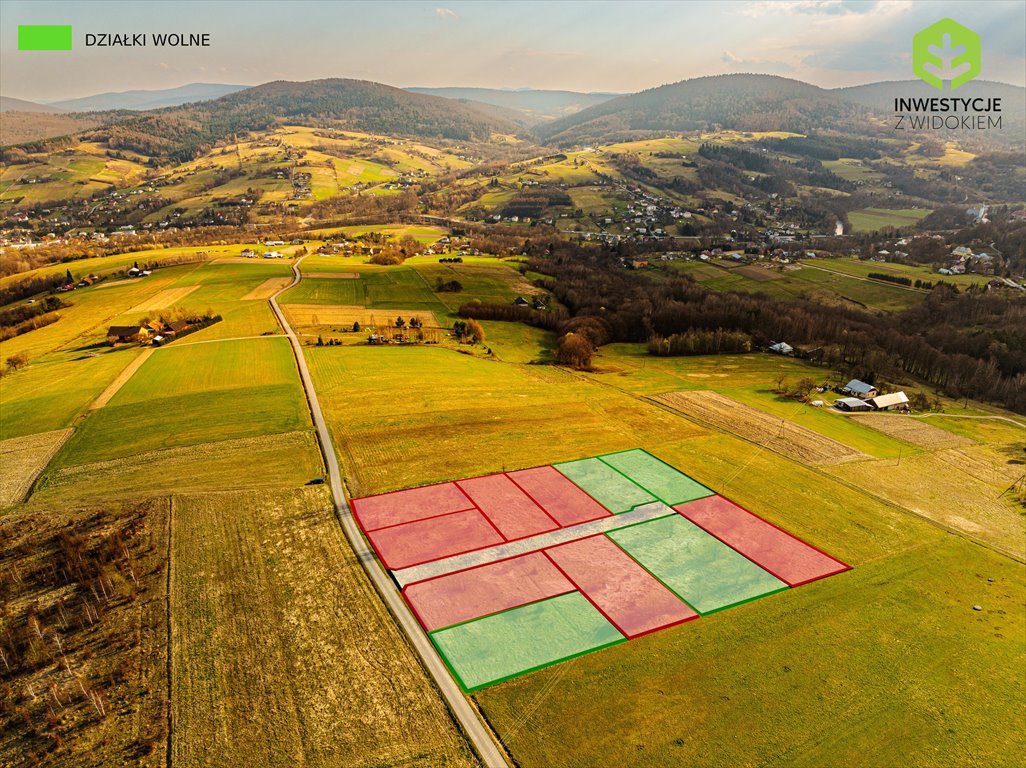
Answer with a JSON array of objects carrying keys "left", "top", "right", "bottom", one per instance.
[
  {"left": 655, "top": 390, "right": 868, "bottom": 465},
  {"left": 35, "top": 431, "right": 323, "bottom": 504},
  {"left": 0, "top": 499, "right": 169, "bottom": 766},
  {"left": 89, "top": 349, "right": 154, "bottom": 410},
  {"left": 302, "top": 272, "right": 360, "bottom": 279},
  {"left": 128, "top": 285, "right": 200, "bottom": 312},
  {"left": 284, "top": 303, "right": 439, "bottom": 328},
  {"left": 240, "top": 277, "right": 293, "bottom": 300},
  {"left": 170, "top": 487, "right": 474, "bottom": 768},
  {"left": 847, "top": 446, "right": 1025, "bottom": 558},
  {"left": 0, "top": 428, "right": 72, "bottom": 506},
  {"left": 851, "top": 413, "right": 975, "bottom": 449}
]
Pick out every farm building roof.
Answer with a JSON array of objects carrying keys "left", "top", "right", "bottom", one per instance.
[
  {"left": 867, "top": 392, "right": 910, "bottom": 409},
  {"left": 843, "top": 379, "right": 875, "bottom": 395},
  {"left": 107, "top": 325, "right": 143, "bottom": 336},
  {"left": 835, "top": 397, "right": 873, "bottom": 410}
]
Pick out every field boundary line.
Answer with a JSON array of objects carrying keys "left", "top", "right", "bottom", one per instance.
[{"left": 267, "top": 257, "right": 511, "bottom": 768}]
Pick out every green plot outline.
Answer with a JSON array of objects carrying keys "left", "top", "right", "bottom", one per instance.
[
  {"left": 427, "top": 592, "right": 626, "bottom": 692},
  {"left": 607, "top": 513, "right": 789, "bottom": 615},
  {"left": 554, "top": 456, "right": 657, "bottom": 514},
  {"left": 596, "top": 447, "right": 715, "bottom": 506}
]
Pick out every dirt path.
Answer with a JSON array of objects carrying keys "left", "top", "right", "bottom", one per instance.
[
  {"left": 89, "top": 348, "right": 154, "bottom": 409},
  {"left": 268, "top": 258, "right": 510, "bottom": 768}
]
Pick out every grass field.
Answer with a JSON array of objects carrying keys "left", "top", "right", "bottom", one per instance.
[
  {"left": 0, "top": 348, "right": 142, "bottom": 439},
  {"left": 301, "top": 337, "right": 1023, "bottom": 766},
  {"left": 669, "top": 260, "right": 924, "bottom": 312},
  {"left": 48, "top": 338, "right": 310, "bottom": 467},
  {"left": 847, "top": 207, "right": 932, "bottom": 233},
  {"left": 808, "top": 257, "right": 991, "bottom": 289},
  {"left": 170, "top": 488, "right": 475, "bottom": 768}
]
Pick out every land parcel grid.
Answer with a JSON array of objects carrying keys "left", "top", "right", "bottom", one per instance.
[{"left": 352, "top": 449, "right": 850, "bottom": 691}]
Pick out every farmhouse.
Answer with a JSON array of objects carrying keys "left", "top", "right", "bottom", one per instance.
[
  {"left": 841, "top": 379, "right": 877, "bottom": 398},
  {"left": 512, "top": 296, "right": 530, "bottom": 307},
  {"left": 866, "top": 392, "right": 910, "bottom": 411},
  {"left": 835, "top": 397, "right": 874, "bottom": 412},
  {"left": 106, "top": 325, "right": 147, "bottom": 344}
]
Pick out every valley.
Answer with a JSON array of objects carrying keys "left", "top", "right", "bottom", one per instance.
[{"left": 1, "top": 52, "right": 1024, "bottom": 768}]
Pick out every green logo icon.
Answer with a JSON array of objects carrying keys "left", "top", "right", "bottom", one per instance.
[
  {"left": 913, "top": 19, "right": 980, "bottom": 91},
  {"left": 18, "top": 25, "right": 73, "bottom": 51}
]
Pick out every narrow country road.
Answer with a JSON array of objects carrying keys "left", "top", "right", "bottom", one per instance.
[{"left": 269, "top": 258, "right": 509, "bottom": 768}]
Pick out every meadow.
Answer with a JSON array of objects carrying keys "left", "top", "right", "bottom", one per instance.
[
  {"left": 302, "top": 334, "right": 1023, "bottom": 766},
  {"left": 668, "top": 260, "right": 924, "bottom": 312},
  {"left": 847, "top": 207, "right": 933, "bottom": 233}
]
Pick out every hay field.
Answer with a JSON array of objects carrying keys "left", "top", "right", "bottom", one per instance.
[
  {"left": 307, "top": 346, "right": 707, "bottom": 497},
  {"left": 170, "top": 488, "right": 474, "bottom": 768},
  {"left": 655, "top": 390, "right": 868, "bottom": 465},
  {"left": 284, "top": 304, "right": 439, "bottom": 328},
  {"left": 36, "top": 431, "right": 323, "bottom": 503},
  {"left": 847, "top": 446, "right": 1026, "bottom": 558},
  {"left": 128, "top": 285, "right": 201, "bottom": 312},
  {"left": 302, "top": 272, "right": 360, "bottom": 279},
  {"left": 0, "top": 428, "right": 72, "bottom": 506},
  {"left": 240, "top": 277, "right": 293, "bottom": 300},
  {"left": 850, "top": 413, "right": 975, "bottom": 448}
]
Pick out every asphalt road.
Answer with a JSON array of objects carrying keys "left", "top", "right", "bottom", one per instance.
[{"left": 269, "top": 258, "right": 508, "bottom": 768}]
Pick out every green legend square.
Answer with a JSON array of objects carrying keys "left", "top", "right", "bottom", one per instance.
[{"left": 18, "top": 25, "right": 73, "bottom": 51}]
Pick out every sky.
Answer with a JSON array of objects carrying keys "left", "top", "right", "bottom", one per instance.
[{"left": 1, "top": 0, "right": 1024, "bottom": 102}]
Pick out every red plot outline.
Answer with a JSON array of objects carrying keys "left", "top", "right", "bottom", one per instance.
[
  {"left": 365, "top": 508, "right": 505, "bottom": 571},
  {"left": 401, "top": 551, "right": 577, "bottom": 632},
  {"left": 674, "top": 494, "right": 851, "bottom": 587},
  {"left": 542, "top": 535, "right": 699, "bottom": 639}
]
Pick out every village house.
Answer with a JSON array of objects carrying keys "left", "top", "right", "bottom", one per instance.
[
  {"left": 841, "top": 379, "right": 878, "bottom": 399},
  {"left": 106, "top": 325, "right": 147, "bottom": 344},
  {"left": 866, "top": 392, "right": 910, "bottom": 411}
]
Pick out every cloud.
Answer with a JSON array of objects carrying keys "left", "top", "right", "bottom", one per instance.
[
  {"left": 434, "top": 7, "right": 458, "bottom": 20},
  {"left": 721, "top": 49, "right": 795, "bottom": 74}
]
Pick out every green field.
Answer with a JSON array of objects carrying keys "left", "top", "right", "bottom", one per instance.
[
  {"left": 555, "top": 457, "right": 658, "bottom": 513},
  {"left": 0, "top": 348, "right": 139, "bottom": 439},
  {"left": 809, "top": 256, "right": 992, "bottom": 289},
  {"left": 432, "top": 593, "right": 625, "bottom": 692},
  {"left": 847, "top": 207, "right": 932, "bottom": 233},
  {"left": 608, "top": 513, "right": 788, "bottom": 614},
  {"left": 598, "top": 448, "right": 714, "bottom": 506},
  {"left": 669, "top": 260, "right": 924, "bottom": 312}
]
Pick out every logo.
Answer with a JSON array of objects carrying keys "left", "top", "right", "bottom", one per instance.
[
  {"left": 17, "top": 25, "right": 72, "bottom": 51},
  {"left": 912, "top": 19, "right": 980, "bottom": 91}
]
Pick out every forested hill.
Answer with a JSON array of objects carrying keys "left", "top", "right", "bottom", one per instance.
[
  {"left": 535, "top": 74, "right": 866, "bottom": 146},
  {"left": 78, "top": 79, "right": 520, "bottom": 162}
]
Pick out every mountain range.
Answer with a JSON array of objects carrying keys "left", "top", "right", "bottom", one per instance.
[
  {"left": 41, "top": 82, "right": 249, "bottom": 112},
  {"left": 3, "top": 74, "right": 1024, "bottom": 155}
]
